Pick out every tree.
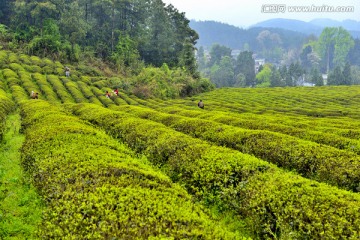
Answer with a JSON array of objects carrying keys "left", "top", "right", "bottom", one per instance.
[
  {"left": 342, "top": 62, "right": 352, "bottom": 85},
  {"left": 3, "top": 0, "right": 201, "bottom": 77},
  {"left": 256, "top": 30, "right": 283, "bottom": 62},
  {"left": 270, "top": 66, "right": 283, "bottom": 87},
  {"left": 255, "top": 64, "right": 272, "bottom": 87},
  {"left": 0, "top": 0, "right": 15, "bottom": 26},
  {"left": 196, "top": 46, "right": 207, "bottom": 71},
  {"left": 208, "top": 43, "right": 231, "bottom": 66},
  {"left": 27, "top": 18, "right": 61, "bottom": 58},
  {"left": 300, "top": 45, "right": 312, "bottom": 70},
  {"left": 210, "top": 56, "right": 234, "bottom": 87},
  {"left": 288, "top": 62, "right": 304, "bottom": 86},
  {"left": 235, "top": 51, "right": 255, "bottom": 86},
  {"left": 317, "top": 27, "right": 336, "bottom": 73},
  {"left": 333, "top": 28, "right": 354, "bottom": 68},
  {"left": 347, "top": 39, "right": 360, "bottom": 66},
  {"left": 166, "top": 3, "right": 199, "bottom": 68},
  {"left": 257, "top": 64, "right": 264, "bottom": 73},
  {"left": 351, "top": 66, "right": 360, "bottom": 85},
  {"left": 234, "top": 73, "right": 246, "bottom": 87},
  {"left": 317, "top": 27, "right": 354, "bottom": 73},
  {"left": 111, "top": 33, "right": 141, "bottom": 73},
  {"left": 179, "top": 40, "right": 199, "bottom": 78},
  {"left": 59, "top": 1, "right": 89, "bottom": 61},
  {"left": 310, "top": 67, "right": 323, "bottom": 86},
  {"left": 327, "top": 66, "right": 343, "bottom": 85}
]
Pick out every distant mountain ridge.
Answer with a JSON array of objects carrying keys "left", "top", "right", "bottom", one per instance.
[
  {"left": 251, "top": 18, "right": 360, "bottom": 37},
  {"left": 189, "top": 20, "right": 308, "bottom": 50},
  {"left": 190, "top": 19, "right": 360, "bottom": 50},
  {"left": 309, "top": 19, "right": 360, "bottom": 31}
]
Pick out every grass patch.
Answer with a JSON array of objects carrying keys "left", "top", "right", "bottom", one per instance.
[{"left": 0, "top": 113, "right": 43, "bottom": 239}]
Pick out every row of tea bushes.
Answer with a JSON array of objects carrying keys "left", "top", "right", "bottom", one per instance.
[
  {"left": 114, "top": 105, "right": 360, "bottom": 192},
  {"left": 32, "top": 73, "right": 59, "bottom": 103},
  {"left": 193, "top": 87, "right": 360, "bottom": 118},
  {"left": 18, "top": 71, "right": 42, "bottom": 98},
  {"left": 0, "top": 89, "right": 14, "bottom": 139},
  {"left": 62, "top": 78, "right": 89, "bottom": 103},
  {"left": 47, "top": 75, "right": 75, "bottom": 103},
  {"left": 162, "top": 97, "right": 360, "bottom": 141},
  {"left": 10, "top": 85, "right": 29, "bottom": 102},
  {"left": 0, "top": 50, "right": 104, "bottom": 86},
  {"left": 77, "top": 81, "right": 102, "bottom": 105},
  {"left": 158, "top": 106, "right": 360, "bottom": 154},
  {"left": 90, "top": 86, "right": 109, "bottom": 106},
  {"left": 19, "top": 100, "right": 240, "bottom": 239},
  {"left": 68, "top": 103, "right": 360, "bottom": 239},
  {"left": 0, "top": 50, "right": 146, "bottom": 108},
  {"left": 0, "top": 50, "right": 65, "bottom": 76}
]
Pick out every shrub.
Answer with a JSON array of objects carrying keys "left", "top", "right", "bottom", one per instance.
[
  {"left": 67, "top": 103, "right": 360, "bottom": 239},
  {"left": 20, "top": 100, "right": 242, "bottom": 239}
]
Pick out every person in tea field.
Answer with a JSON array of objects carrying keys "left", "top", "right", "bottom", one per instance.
[
  {"left": 31, "top": 92, "right": 39, "bottom": 99},
  {"left": 113, "top": 88, "right": 119, "bottom": 96},
  {"left": 65, "top": 66, "right": 70, "bottom": 77},
  {"left": 198, "top": 99, "right": 204, "bottom": 109},
  {"left": 30, "top": 90, "right": 35, "bottom": 98},
  {"left": 105, "top": 91, "right": 111, "bottom": 98}
]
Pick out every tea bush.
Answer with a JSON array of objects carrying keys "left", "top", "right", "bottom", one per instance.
[
  {"left": 0, "top": 89, "right": 14, "bottom": 139},
  {"left": 20, "top": 100, "right": 242, "bottom": 239},
  {"left": 114, "top": 105, "right": 360, "bottom": 192},
  {"left": 68, "top": 103, "right": 360, "bottom": 239}
]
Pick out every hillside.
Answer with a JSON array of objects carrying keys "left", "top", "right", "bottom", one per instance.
[
  {"left": 252, "top": 18, "right": 360, "bottom": 38},
  {"left": 0, "top": 50, "right": 360, "bottom": 239},
  {"left": 191, "top": 18, "right": 360, "bottom": 51},
  {"left": 190, "top": 20, "right": 308, "bottom": 50},
  {"left": 251, "top": 18, "right": 322, "bottom": 35}
]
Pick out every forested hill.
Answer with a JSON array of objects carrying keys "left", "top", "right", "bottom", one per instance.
[
  {"left": 189, "top": 20, "right": 308, "bottom": 50},
  {"left": 0, "top": 0, "right": 212, "bottom": 96},
  {"left": 252, "top": 18, "right": 360, "bottom": 38}
]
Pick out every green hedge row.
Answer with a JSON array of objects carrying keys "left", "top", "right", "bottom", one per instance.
[
  {"left": 89, "top": 86, "right": 114, "bottom": 107},
  {"left": 77, "top": 81, "right": 95, "bottom": 99},
  {"left": 10, "top": 85, "right": 29, "bottom": 102},
  {"left": 193, "top": 87, "right": 360, "bottom": 118},
  {"left": 0, "top": 50, "right": 8, "bottom": 68},
  {"left": 8, "top": 52, "right": 20, "bottom": 64},
  {"left": 20, "top": 100, "right": 241, "bottom": 239},
  {"left": 77, "top": 81, "right": 102, "bottom": 105},
  {"left": 18, "top": 71, "right": 42, "bottom": 99},
  {"left": 0, "top": 89, "right": 14, "bottom": 139},
  {"left": 62, "top": 79, "right": 88, "bottom": 103},
  {"left": 157, "top": 106, "right": 360, "bottom": 154},
  {"left": 32, "top": 73, "right": 59, "bottom": 102},
  {"left": 68, "top": 103, "right": 360, "bottom": 239},
  {"left": 47, "top": 74, "right": 75, "bottom": 103},
  {"left": 115, "top": 105, "right": 360, "bottom": 192}
]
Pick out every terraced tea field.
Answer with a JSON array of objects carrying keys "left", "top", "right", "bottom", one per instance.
[{"left": 0, "top": 50, "right": 359, "bottom": 239}]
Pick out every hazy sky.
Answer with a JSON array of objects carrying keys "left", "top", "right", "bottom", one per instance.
[{"left": 162, "top": 0, "right": 360, "bottom": 28}]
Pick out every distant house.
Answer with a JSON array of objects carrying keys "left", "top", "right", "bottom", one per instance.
[
  {"left": 296, "top": 75, "right": 315, "bottom": 87},
  {"left": 231, "top": 49, "right": 241, "bottom": 59},
  {"left": 322, "top": 74, "right": 328, "bottom": 85},
  {"left": 255, "top": 58, "right": 265, "bottom": 73}
]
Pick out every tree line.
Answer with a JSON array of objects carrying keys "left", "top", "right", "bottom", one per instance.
[
  {"left": 197, "top": 27, "right": 360, "bottom": 87},
  {"left": 0, "top": 0, "right": 199, "bottom": 77}
]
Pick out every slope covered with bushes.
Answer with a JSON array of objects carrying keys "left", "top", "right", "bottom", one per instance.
[{"left": 0, "top": 49, "right": 360, "bottom": 239}]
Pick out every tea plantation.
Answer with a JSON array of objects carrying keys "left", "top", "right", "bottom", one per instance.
[{"left": 0, "top": 50, "right": 359, "bottom": 239}]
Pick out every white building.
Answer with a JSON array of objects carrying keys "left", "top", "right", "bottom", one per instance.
[{"left": 255, "top": 58, "right": 265, "bottom": 73}]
